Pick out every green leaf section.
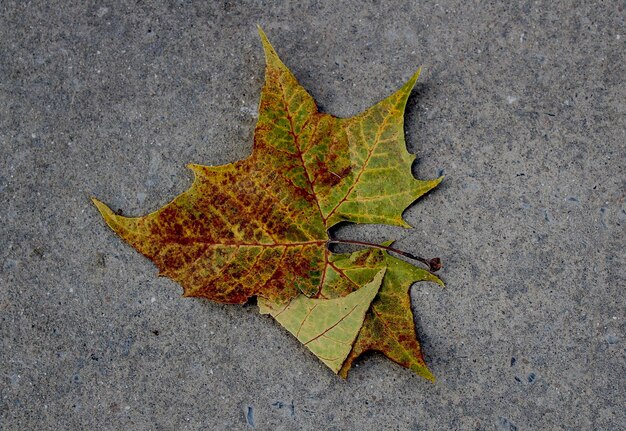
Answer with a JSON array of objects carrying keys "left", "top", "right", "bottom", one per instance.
[
  {"left": 258, "top": 245, "right": 443, "bottom": 378},
  {"left": 259, "top": 269, "right": 386, "bottom": 373},
  {"left": 322, "top": 245, "right": 443, "bottom": 380}
]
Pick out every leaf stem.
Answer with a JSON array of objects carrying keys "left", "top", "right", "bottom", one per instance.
[{"left": 326, "top": 239, "right": 442, "bottom": 272}]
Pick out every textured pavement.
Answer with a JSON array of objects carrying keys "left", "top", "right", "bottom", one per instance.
[{"left": 1, "top": 1, "right": 624, "bottom": 430}]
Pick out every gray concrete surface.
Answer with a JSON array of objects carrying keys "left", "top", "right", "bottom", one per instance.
[{"left": 1, "top": 1, "right": 624, "bottom": 430}]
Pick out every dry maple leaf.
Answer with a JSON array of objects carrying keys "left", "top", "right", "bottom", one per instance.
[{"left": 93, "top": 27, "right": 443, "bottom": 379}]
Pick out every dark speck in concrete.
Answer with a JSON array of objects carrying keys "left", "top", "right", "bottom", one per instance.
[
  {"left": 245, "top": 406, "right": 255, "bottom": 428},
  {"left": 95, "top": 253, "right": 106, "bottom": 268},
  {"left": 543, "top": 209, "right": 552, "bottom": 222},
  {"left": 31, "top": 248, "right": 45, "bottom": 259},
  {"left": 121, "top": 337, "right": 133, "bottom": 356},
  {"left": 271, "top": 400, "right": 295, "bottom": 417},
  {"left": 498, "top": 417, "right": 518, "bottom": 431}
]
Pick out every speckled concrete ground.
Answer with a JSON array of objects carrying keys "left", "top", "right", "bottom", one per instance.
[{"left": 1, "top": 1, "right": 624, "bottom": 430}]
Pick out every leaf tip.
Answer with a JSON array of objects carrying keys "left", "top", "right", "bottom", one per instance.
[
  {"left": 399, "top": 219, "right": 414, "bottom": 229},
  {"left": 91, "top": 196, "right": 113, "bottom": 218},
  {"left": 256, "top": 24, "right": 268, "bottom": 42},
  {"left": 410, "top": 66, "right": 422, "bottom": 86},
  {"left": 186, "top": 163, "right": 203, "bottom": 178},
  {"left": 257, "top": 25, "right": 279, "bottom": 65},
  {"left": 411, "top": 362, "right": 436, "bottom": 382},
  {"left": 399, "top": 67, "right": 422, "bottom": 98},
  {"left": 390, "top": 66, "right": 423, "bottom": 113},
  {"left": 413, "top": 175, "right": 444, "bottom": 199}
]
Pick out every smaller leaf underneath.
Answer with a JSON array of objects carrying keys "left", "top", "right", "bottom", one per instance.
[{"left": 259, "top": 268, "right": 386, "bottom": 373}]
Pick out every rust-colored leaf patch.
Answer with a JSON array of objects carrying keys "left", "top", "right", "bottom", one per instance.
[{"left": 94, "top": 27, "right": 443, "bottom": 379}]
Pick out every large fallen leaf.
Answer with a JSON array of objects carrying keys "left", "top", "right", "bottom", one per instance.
[{"left": 93, "top": 27, "right": 444, "bottom": 377}]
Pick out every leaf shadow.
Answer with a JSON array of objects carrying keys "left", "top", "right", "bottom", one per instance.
[
  {"left": 404, "top": 80, "right": 432, "bottom": 156},
  {"left": 404, "top": 79, "right": 446, "bottom": 218},
  {"left": 327, "top": 221, "right": 403, "bottom": 251}
]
